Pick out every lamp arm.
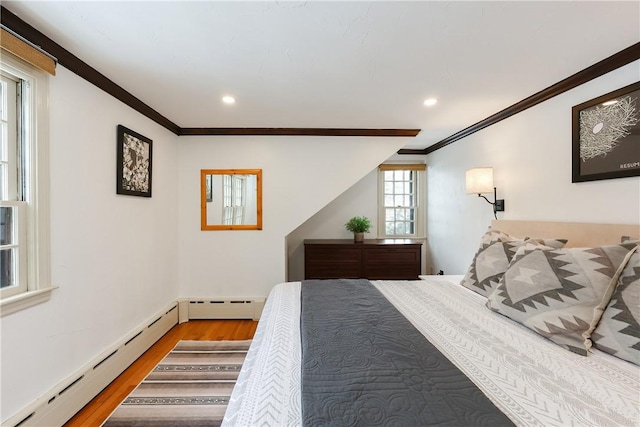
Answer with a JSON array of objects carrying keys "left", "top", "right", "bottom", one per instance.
[
  {"left": 477, "top": 188, "right": 498, "bottom": 219},
  {"left": 477, "top": 194, "right": 495, "bottom": 206}
]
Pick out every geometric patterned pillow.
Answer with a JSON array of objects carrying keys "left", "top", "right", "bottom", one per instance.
[
  {"left": 592, "top": 245, "right": 640, "bottom": 365},
  {"left": 460, "top": 228, "right": 523, "bottom": 297},
  {"left": 521, "top": 238, "right": 569, "bottom": 252},
  {"left": 460, "top": 230, "right": 566, "bottom": 297},
  {"left": 478, "top": 227, "right": 520, "bottom": 247},
  {"left": 486, "top": 244, "right": 635, "bottom": 356}
]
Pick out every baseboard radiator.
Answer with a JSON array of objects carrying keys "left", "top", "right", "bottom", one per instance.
[
  {"left": 181, "top": 298, "right": 265, "bottom": 322},
  {"left": 4, "top": 303, "right": 179, "bottom": 427}
]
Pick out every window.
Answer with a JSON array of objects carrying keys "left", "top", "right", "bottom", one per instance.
[
  {"left": 378, "top": 164, "right": 425, "bottom": 238},
  {"left": 0, "top": 50, "right": 52, "bottom": 315},
  {"left": 222, "top": 175, "right": 245, "bottom": 225},
  {"left": 1, "top": 73, "right": 28, "bottom": 299}
]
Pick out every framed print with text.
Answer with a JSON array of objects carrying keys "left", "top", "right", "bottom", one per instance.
[{"left": 572, "top": 81, "right": 640, "bottom": 182}]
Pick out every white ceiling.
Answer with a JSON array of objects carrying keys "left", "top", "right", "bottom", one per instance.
[{"left": 4, "top": 1, "right": 639, "bottom": 149}]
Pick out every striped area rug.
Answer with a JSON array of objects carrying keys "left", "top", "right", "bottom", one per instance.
[{"left": 102, "top": 340, "right": 252, "bottom": 427}]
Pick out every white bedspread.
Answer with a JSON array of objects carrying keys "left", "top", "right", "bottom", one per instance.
[{"left": 223, "top": 277, "right": 640, "bottom": 427}]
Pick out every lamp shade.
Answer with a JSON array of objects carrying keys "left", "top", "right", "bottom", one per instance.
[{"left": 466, "top": 168, "right": 494, "bottom": 194}]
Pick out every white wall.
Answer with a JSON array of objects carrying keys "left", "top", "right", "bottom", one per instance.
[
  {"left": 177, "top": 137, "right": 408, "bottom": 297},
  {"left": 0, "top": 67, "right": 180, "bottom": 420},
  {"left": 286, "top": 154, "right": 428, "bottom": 281},
  {"left": 426, "top": 61, "right": 640, "bottom": 276}
]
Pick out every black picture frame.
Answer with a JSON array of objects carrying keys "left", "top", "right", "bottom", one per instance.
[
  {"left": 572, "top": 81, "right": 640, "bottom": 183},
  {"left": 116, "top": 125, "right": 153, "bottom": 197}
]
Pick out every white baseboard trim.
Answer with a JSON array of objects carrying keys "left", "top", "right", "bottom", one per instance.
[{"left": 3, "top": 303, "right": 179, "bottom": 427}]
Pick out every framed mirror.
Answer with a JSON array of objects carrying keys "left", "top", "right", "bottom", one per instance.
[{"left": 200, "top": 169, "right": 262, "bottom": 230}]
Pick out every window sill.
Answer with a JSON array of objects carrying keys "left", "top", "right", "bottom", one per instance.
[{"left": 1, "top": 286, "right": 57, "bottom": 317}]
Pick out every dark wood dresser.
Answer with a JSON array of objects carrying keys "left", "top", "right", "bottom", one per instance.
[{"left": 304, "top": 239, "right": 422, "bottom": 280}]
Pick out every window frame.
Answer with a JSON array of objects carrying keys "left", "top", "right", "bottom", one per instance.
[
  {"left": 377, "top": 164, "right": 424, "bottom": 239},
  {"left": 0, "top": 51, "right": 54, "bottom": 316}
]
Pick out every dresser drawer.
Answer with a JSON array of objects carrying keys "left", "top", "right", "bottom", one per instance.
[
  {"left": 363, "top": 247, "right": 420, "bottom": 263},
  {"left": 304, "top": 246, "right": 361, "bottom": 279},
  {"left": 363, "top": 246, "right": 421, "bottom": 280}
]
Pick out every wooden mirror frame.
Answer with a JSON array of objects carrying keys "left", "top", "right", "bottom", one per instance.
[{"left": 200, "top": 169, "right": 263, "bottom": 231}]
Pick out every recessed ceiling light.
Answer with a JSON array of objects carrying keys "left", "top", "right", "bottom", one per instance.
[
  {"left": 423, "top": 98, "right": 437, "bottom": 107},
  {"left": 222, "top": 96, "right": 236, "bottom": 104}
]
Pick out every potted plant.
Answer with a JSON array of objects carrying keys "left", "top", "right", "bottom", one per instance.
[{"left": 345, "top": 216, "right": 371, "bottom": 243}]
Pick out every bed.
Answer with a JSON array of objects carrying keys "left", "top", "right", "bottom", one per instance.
[{"left": 223, "top": 221, "right": 640, "bottom": 427}]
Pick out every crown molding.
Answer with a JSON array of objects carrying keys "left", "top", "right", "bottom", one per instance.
[
  {"left": 0, "top": 6, "right": 420, "bottom": 140},
  {"left": 401, "top": 42, "right": 640, "bottom": 155},
  {"left": 180, "top": 128, "right": 419, "bottom": 137},
  {"left": 3, "top": 5, "right": 635, "bottom": 150},
  {"left": 1, "top": 6, "right": 182, "bottom": 135}
]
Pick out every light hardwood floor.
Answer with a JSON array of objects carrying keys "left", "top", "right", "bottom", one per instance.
[{"left": 64, "top": 319, "right": 258, "bottom": 427}]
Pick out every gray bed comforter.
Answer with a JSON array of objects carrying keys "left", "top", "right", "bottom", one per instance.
[{"left": 300, "top": 279, "right": 514, "bottom": 427}]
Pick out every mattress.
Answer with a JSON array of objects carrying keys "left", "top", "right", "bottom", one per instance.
[{"left": 223, "top": 276, "right": 640, "bottom": 427}]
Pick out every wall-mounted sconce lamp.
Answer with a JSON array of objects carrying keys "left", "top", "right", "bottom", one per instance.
[{"left": 465, "top": 167, "right": 505, "bottom": 219}]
